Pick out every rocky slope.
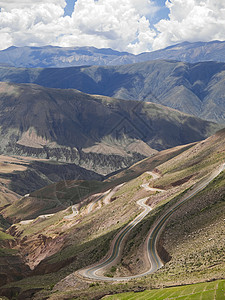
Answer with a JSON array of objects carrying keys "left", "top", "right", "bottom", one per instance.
[
  {"left": 1, "top": 60, "right": 225, "bottom": 123},
  {"left": 0, "top": 82, "right": 219, "bottom": 176}
]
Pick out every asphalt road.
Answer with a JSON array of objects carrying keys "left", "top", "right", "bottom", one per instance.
[
  {"left": 64, "top": 205, "right": 79, "bottom": 220},
  {"left": 78, "top": 197, "right": 151, "bottom": 281},
  {"left": 78, "top": 164, "right": 225, "bottom": 281}
]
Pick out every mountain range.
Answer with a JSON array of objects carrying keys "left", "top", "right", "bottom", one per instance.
[
  {"left": 0, "top": 82, "right": 219, "bottom": 176},
  {"left": 2, "top": 40, "right": 225, "bottom": 68},
  {"left": 1, "top": 59, "right": 225, "bottom": 123},
  {"left": 0, "top": 37, "right": 225, "bottom": 299}
]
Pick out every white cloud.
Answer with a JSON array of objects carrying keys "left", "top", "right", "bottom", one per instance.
[
  {"left": 65, "top": 0, "right": 157, "bottom": 53},
  {"left": 0, "top": 0, "right": 157, "bottom": 54},
  {"left": 153, "top": 0, "right": 225, "bottom": 50},
  {"left": 0, "top": 0, "right": 66, "bottom": 10},
  {"left": 130, "top": 0, "right": 159, "bottom": 17},
  {"left": 2, "top": 0, "right": 225, "bottom": 54}
]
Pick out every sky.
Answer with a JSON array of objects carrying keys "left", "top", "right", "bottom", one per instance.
[{"left": 0, "top": 0, "right": 225, "bottom": 54}]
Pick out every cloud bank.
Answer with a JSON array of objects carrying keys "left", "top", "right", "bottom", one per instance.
[
  {"left": 153, "top": 0, "right": 225, "bottom": 50},
  {"left": 0, "top": 0, "right": 225, "bottom": 53}
]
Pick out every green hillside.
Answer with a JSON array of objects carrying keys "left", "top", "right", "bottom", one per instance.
[{"left": 104, "top": 279, "right": 225, "bottom": 300}]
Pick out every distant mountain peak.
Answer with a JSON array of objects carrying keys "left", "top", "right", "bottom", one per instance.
[
  {"left": 3, "top": 45, "right": 18, "bottom": 51},
  {"left": 1, "top": 40, "right": 225, "bottom": 68}
]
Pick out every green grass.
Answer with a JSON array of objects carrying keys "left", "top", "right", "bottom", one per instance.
[
  {"left": 17, "top": 210, "right": 66, "bottom": 237},
  {"left": 0, "top": 230, "right": 16, "bottom": 256},
  {"left": 0, "top": 230, "right": 16, "bottom": 257},
  {"left": 0, "top": 248, "right": 17, "bottom": 256},
  {"left": 104, "top": 279, "right": 225, "bottom": 299},
  {"left": 0, "top": 231, "right": 14, "bottom": 241}
]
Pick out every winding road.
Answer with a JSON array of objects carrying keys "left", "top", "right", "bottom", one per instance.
[
  {"left": 78, "top": 197, "right": 151, "bottom": 280},
  {"left": 87, "top": 190, "right": 111, "bottom": 214},
  {"left": 64, "top": 205, "right": 79, "bottom": 220},
  {"left": 19, "top": 213, "right": 55, "bottom": 225},
  {"left": 87, "top": 184, "right": 124, "bottom": 214},
  {"left": 141, "top": 183, "right": 164, "bottom": 193},
  {"left": 78, "top": 164, "right": 225, "bottom": 281}
]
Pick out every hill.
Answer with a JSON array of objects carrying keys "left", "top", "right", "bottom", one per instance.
[
  {"left": 0, "top": 82, "right": 219, "bottom": 176},
  {"left": 1, "top": 60, "right": 225, "bottom": 123},
  {"left": 2, "top": 41, "right": 225, "bottom": 68},
  {"left": 0, "top": 129, "right": 224, "bottom": 299},
  {"left": 0, "top": 155, "right": 103, "bottom": 209}
]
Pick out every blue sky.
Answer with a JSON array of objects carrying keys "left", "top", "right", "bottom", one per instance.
[
  {"left": 64, "top": 0, "right": 170, "bottom": 25},
  {"left": 151, "top": 0, "right": 170, "bottom": 24},
  {"left": 64, "top": 0, "right": 77, "bottom": 16},
  {"left": 0, "top": 1, "right": 225, "bottom": 53}
]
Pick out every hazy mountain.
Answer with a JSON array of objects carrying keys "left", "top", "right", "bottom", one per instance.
[
  {"left": 0, "top": 82, "right": 219, "bottom": 175},
  {"left": 0, "top": 45, "right": 136, "bottom": 68},
  {"left": 1, "top": 60, "right": 225, "bottom": 123},
  {"left": 137, "top": 40, "right": 225, "bottom": 64},
  {"left": 2, "top": 41, "right": 225, "bottom": 68}
]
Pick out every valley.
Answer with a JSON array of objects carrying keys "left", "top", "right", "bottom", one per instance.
[
  {"left": 1, "top": 2, "right": 225, "bottom": 299},
  {"left": 0, "top": 129, "right": 224, "bottom": 299},
  {"left": 0, "top": 36, "right": 225, "bottom": 300}
]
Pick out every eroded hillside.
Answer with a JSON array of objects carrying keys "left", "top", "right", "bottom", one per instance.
[{"left": 0, "top": 82, "right": 219, "bottom": 176}]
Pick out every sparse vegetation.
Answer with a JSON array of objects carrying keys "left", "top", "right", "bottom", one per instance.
[
  {"left": 0, "top": 231, "right": 14, "bottom": 241},
  {"left": 0, "top": 129, "right": 225, "bottom": 299}
]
